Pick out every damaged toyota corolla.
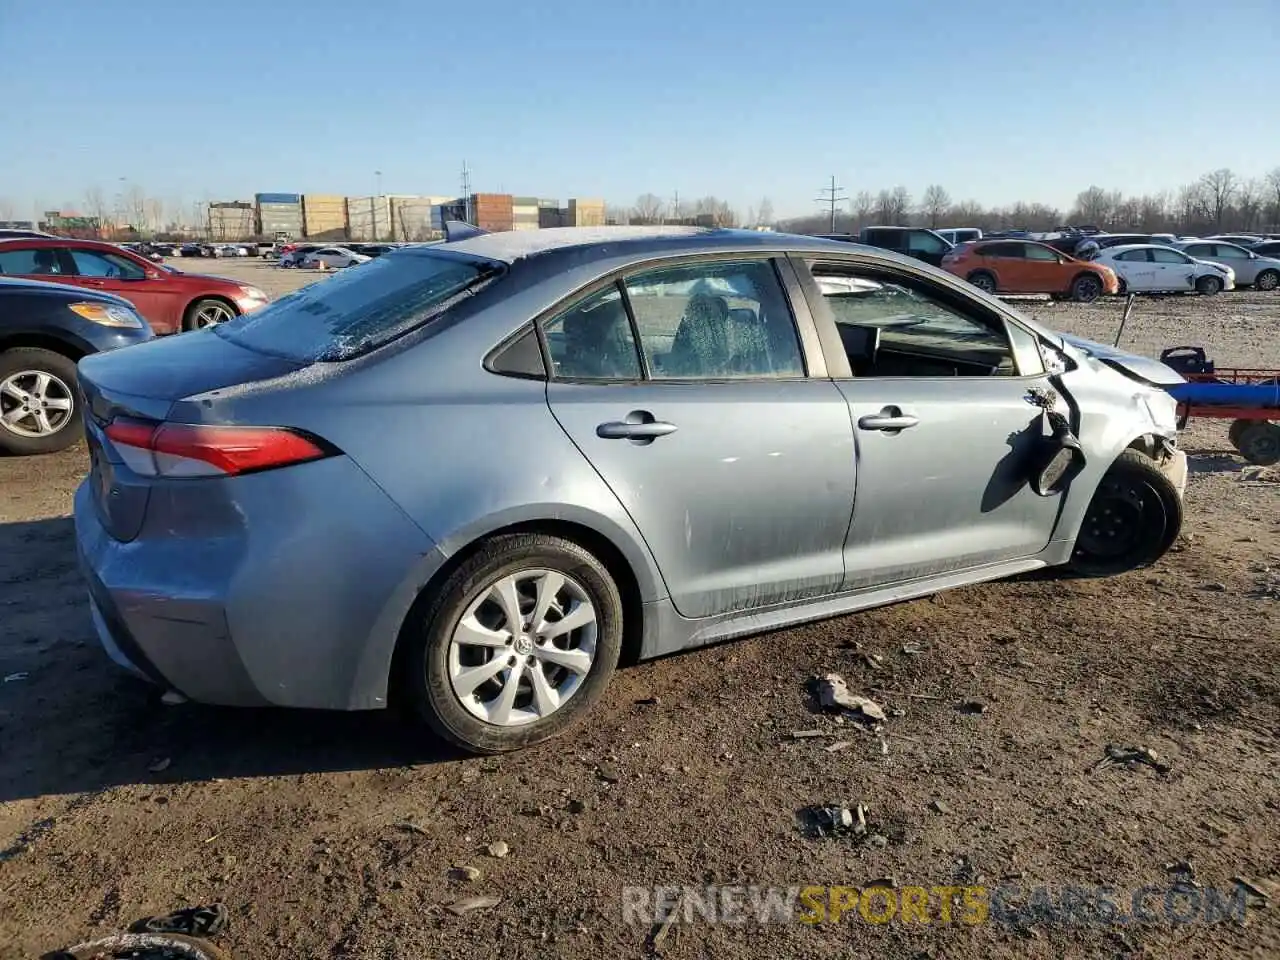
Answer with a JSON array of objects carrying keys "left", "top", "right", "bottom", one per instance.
[{"left": 73, "top": 226, "right": 1187, "bottom": 753}]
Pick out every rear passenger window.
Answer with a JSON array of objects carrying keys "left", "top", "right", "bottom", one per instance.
[
  {"left": 623, "top": 260, "right": 805, "bottom": 380},
  {"left": 543, "top": 284, "right": 643, "bottom": 380}
]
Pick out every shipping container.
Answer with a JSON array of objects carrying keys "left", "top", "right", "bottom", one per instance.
[
  {"left": 301, "top": 194, "right": 348, "bottom": 240},
  {"left": 567, "top": 198, "right": 606, "bottom": 227},
  {"left": 538, "top": 207, "right": 566, "bottom": 229},
  {"left": 346, "top": 195, "right": 391, "bottom": 241},
  {"left": 207, "top": 201, "right": 255, "bottom": 240},
  {"left": 255, "top": 192, "right": 300, "bottom": 205},
  {"left": 388, "top": 196, "right": 452, "bottom": 241}
]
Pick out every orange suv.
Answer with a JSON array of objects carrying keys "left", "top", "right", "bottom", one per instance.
[{"left": 941, "top": 239, "right": 1119, "bottom": 302}]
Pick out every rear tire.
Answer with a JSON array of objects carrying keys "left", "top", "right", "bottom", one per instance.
[
  {"left": 1233, "top": 421, "right": 1280, "bottom": 466},
  {"left": 0, "top": 348, "right": 82, "bottom": 455},
  {"left": 1254, "top": 269, "right": 1279, "bottom": 292},
  {"left": 405, "top": 533, "right": 624, "bottom": 754},
  {"left": 182, "top": 298, "right": 237, "bottom": 332},
  {"left": 1070, "top": 273, "right": 1104, "bottom": 303},
  {"left": 967, "top": 271, "right": 997, "bottom": 294},
  {"left": 1069, "top": 450, "right": 1183, "bottom": 576},
  {"left": 1195, "top": 275, "right": 1222, "bottom": 295}
]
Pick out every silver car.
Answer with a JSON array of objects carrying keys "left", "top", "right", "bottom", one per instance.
[
  {"left": 74, "top": 227, "right": 1188, "bottom": 753},
  {"left": 1174, "top": 240, "right": 1280, "bottom": 290}
]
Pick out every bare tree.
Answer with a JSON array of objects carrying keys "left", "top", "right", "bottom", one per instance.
[
  {"left": 125, "top": 186, "right": 149, "bottom": 235},
  {"left": 1071, "top": 186, "right": 1117, "bottom": 226},
  {"left": 920, "top": 185, "right": 951, "bottom": 228},
  {"left": 850, "top": 190, "right": 874, "bottom": 229},
  {"left": 1136, "top": 193, "right": 1170, "bottom": 233},
  {"left": 1236, "top": 179, "right": 1263, "bottom": 230},
  {"left": 1267, "top": 167, "right": 1280, "bottom": 229},
  {"left": 694, "top": 196, "right": 737, "bottom": 227},
  {"left": 631, "top": 193, "right": 665, "bottom": 224},
  {"left": 83, "top": 186, "right": 111, "bottom": 235},
  {"left": 1199, "top": 168, "right": 1237, "bottom": 228},
  {"left": 0, "top": 197, "right": 15, "bottom": 220},
  {"left": 757, "top": 197, "right": 774, "bottom": 227}
]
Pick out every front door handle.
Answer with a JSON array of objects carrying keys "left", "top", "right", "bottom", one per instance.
[
  {"left": 858, "top": 407, "right": 919, "bottom": 432},
  {"left": 597, "top": 411, "right": 678, "bottom": 442},
  {"left": 79, "top": 278, "right": 107, "bottom": 287}
]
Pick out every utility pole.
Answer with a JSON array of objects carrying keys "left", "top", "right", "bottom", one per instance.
[
  {"left": 461, "top": 162, "right": 473, "bottom": 223},
  {"left": 372, "top": 170, "right": 382, "bottom": 241},
  {"left": 815, "top": 174, "right": 847, "bottom": 233},
  {"left": 671, "top": 189, "right": 680, "bottom": 224}
]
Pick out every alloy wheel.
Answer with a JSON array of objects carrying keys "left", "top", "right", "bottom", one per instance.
[
  {"left": 0, "top": 370, "right": 75, "bottom": 438},
  {"left": 1256, "top": 271, "right": 1279, "bottom": 291},
  {"left": 194, "top": 302, "right": 234, "bottom": 327},
  {"left": 447, "top": 569, "right": 598, "bottom": 726}
]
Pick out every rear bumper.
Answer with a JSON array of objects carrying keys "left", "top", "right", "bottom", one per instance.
[{"left": 73, "top": 455, "right": 445, "bottom": 710}]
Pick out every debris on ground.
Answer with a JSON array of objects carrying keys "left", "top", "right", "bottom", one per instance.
[
  {"left": 448, "top": 866, "right": 481, "bottom": 882},
  {"left": 790, "top": 729, "right": 826, "bottom": 739},
  {"left": 930, "top": 799, "right": 950, "bottom": 814},
  {"left": 634, "top": 696, "right": 660, "bottom": 706},
  {"left": 1232, "top": 875, "right": 1278, "bottom": 906},
  {"left": 445, "top": 895, "right": 500, "bottom": 916},
  {"left": 567, "top": 799, "right": 586, "bottom": 814},
  {"left": 129, "top": 903, "right": 229, "bottom": 938},
  {"left": 1240, "top": 466, "right": 1280, "bottom": 484},
  {"left": 1090, "top": 744, "right": 1172, "bottom": 775},
  {"left": 396, "top": 821, "right": 429, "bottom": 836},
  {"left": 956, "top": 700, "right": 987, "bottom": 715},
  {"left": 43, "top": 932, "right": 230, "bottom": 960},
  {"left": 486, "top": 841, "right": 510, "bottom": 858},
  {"left": 800, "top": 802, "right": 871, "bottom": 839},
  {"left": 596, "top": 763, "right": 620, "bottom": 783},
  {"left": 814, "top": 674, "right": 887, "bottom": 724},
  {"left": 825, "top": 741, "right": 852, "bottom": 753}
]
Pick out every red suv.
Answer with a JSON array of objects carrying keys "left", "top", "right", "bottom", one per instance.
[{"left": 0, "top": 238, "right": 269, "bottom": 334}]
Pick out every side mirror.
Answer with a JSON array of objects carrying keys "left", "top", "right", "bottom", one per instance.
[{"left": 1031, "top": 412, "right": 1086, "bottom": 496}]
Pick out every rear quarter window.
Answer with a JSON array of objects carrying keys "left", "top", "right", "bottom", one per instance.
[{"left": 214, "top": 250, "right": 502, "bottom": 362}]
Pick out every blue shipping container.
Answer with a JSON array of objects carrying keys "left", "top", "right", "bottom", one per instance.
[{"left": 255, "top": 192, "right": 301, "bottom": 204}]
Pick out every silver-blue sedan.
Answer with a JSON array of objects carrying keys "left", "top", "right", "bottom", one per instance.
[{"left": 74, "top": 226, "right": 1188, "bottom": 753}]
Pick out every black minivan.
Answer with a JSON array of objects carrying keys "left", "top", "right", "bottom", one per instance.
[{"left": 822, "top": 227, "right": 955, "bottom": 267}]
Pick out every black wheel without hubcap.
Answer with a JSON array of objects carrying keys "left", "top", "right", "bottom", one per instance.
[
  {"left": 405, "top": 532, "right": 624, "bottom": 754},
  {"left": 0, "top": 347, "right": 81, "bottom": 455},
  {"left": 967, "top": 271, "right": 997, "bottom": 294},
  {"left": 1195, "top": 275, "right": 1222, "bottom": 295},
  {"left": 1070, "top": 273, "right": 1103, "bottom": 303},
  {"left": 1254, "top": 269, "right": 1279, "bottom": 292},
  {"left": 1233, "top": 421, "right": 1280, "bottom": 466},
  {"left": 1069, "top": 450, "right": 1183, "bottom": 576}
]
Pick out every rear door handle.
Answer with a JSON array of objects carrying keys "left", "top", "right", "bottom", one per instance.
[
  {"left": 597, "top": 411, "right": 678, "bottom": 441},
  {"left": 858, "top": 408, "right": 919, "bottom": 432},
  {"left": 79, "top": 278, "right": 107, "bottom": 287}
]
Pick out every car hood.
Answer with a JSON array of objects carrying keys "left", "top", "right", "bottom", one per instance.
[
  {"left": 1059, "top": 334, "right": 1185, "bottom": 386},
  {"left": 164, "top": 270, "right": 238, "bottom": 285}
]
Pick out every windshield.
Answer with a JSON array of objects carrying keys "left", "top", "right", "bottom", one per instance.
[{"left": 213, "top": 249, "right": 501, "bottom": 362}]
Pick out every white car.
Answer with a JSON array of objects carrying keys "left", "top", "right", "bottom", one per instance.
[
  {"left": 1094, "top": 244, "right": 1234, "bottom": 296},
  {"left": 302, "top": 246, "right": 371, "bottom": 269}
]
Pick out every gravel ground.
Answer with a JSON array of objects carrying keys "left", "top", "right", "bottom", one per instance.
[{"left": 0, "top": 264, "right": 1277, "bottom": 959}]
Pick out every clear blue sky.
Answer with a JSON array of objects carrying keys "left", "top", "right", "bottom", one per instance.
[{"left": 1, "top": 0, "right": 1277, "bottom": 222}]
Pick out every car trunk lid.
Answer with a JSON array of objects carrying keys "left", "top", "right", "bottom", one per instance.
[{"left": 78, "top": 332, "right": 306, "bottom": 542}]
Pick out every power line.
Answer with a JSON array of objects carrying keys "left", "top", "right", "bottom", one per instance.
[{"left": 815, "top": 175, "right": 848, "bottom": 232}]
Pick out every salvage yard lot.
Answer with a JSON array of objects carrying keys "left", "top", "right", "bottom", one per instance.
[{"left": 0, "top": 269, "right": 1277, "bottom": 958}]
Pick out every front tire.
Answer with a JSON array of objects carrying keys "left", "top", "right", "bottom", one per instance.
[
  {"left": 1195, "top": 275, "right": 1222, "bottom": 295},
  {"left": 182, "top": 298, "right": 237, "bottom": 332},
  {"left": 1253, "top": 269, "right": 1279, "bottom": 292},
  {"left": 406, "top": 533, "right": 624, "bottom": 753},
  {"left": 1070, "top": 273, "right": 1104, "bottom": 303},
  {"left": 1069, "top": 450, "right": 1183, "bottom": 576},
  {"left": 0, "top": 348, "right": 82, "bottom": 455}
]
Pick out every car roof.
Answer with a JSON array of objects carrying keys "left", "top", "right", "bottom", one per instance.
[
  {"left": 1101, "top": 244, "right": 1170, "bottom": 254},
  {"left": 438, "top": 226, "right": 860, "bottom": 265}
]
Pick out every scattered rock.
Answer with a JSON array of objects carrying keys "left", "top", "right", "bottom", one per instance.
[
  {"left": 1240, "top": 466, "right": 1280, "bottom": 484},
  {"left": 825, "top": 741, "right": 852, "bottom": 753},
  {"left": 865, "top": 876, "right": 897, "bottom": 889},
  {"left": 929, "top": 799, "right": 949, "bottom": 814},
  {"left": 866, "top": 834, "right": 889, "bottom": 849},
  {"left": 460, "top": 768, "right": 481, "bottom": 784},
  {"left": 449, "top": 866, "right": 482, "bottom": 882},
  {"left": 596, "top": 763, "right": 620, "bottom": 784},
  {"left": 956, "top": 700, "right": 987, "bottom": 715},
  {"left": 567, "top": 799, "right": 586, "bottom": 814},
  {"left": 790, "top": 729, "right": 826, "bottom": 739},
  {"left": 815, "top": 674, "right": 886, "bottom": 724},
  {"left": 635, "top": 696, "right": 660, "bottom": 706},
  {"left": 486, "top": 841, "right": 510, "bottom": 859},
  {"left": 1202, "top": 582, "right": 1228, "bottom": 592},
  {"left": 1232, "top": 876, "right": 1278, "bottom": 905},
  {"left": 446, "top": 895, "right": 500, "bottom": 916}
]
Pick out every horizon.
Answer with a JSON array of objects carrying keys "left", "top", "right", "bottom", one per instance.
[{"left": 2, "top": 0, "right": 1278, "bottom": 225}]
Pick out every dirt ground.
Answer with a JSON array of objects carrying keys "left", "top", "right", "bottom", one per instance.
[{"left": 0, "top": 270, "right": 1277, "bottom": 959}]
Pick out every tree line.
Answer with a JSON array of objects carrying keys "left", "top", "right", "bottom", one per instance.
[{"left": 778, "top": 167, "right": 1280, "bottom": 237}]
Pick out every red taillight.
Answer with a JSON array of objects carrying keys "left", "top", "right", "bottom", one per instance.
[{"left": 104, "top": 418, "right": 335, "bottom": 478}]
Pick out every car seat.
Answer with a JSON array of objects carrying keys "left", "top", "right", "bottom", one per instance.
[
  {"left": 560, "top": 299, "right": 637, "bottom": 378},
  {"left": 668, "top": 294, "right": 731, "bottom": 376}
]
